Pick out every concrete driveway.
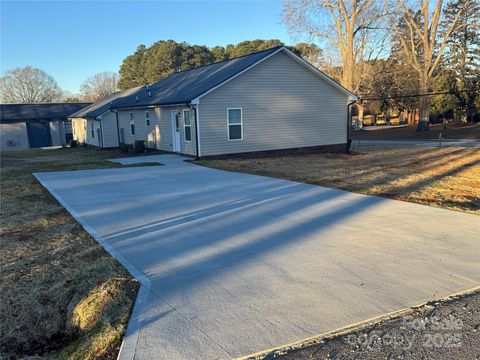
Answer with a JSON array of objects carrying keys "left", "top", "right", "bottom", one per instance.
[{"left": 34, "top": 155, "right": 480, "bottom": 360}]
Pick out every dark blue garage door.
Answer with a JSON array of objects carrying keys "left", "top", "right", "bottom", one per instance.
[{"left": 27, "top": 122, "right": 52, "bottom": 148}]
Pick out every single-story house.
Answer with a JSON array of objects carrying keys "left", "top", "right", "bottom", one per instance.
[
  {"left": 69, "top": 86, "right": 143, "bottom": 148},
  {"left": 0, "top": 103, "right": 91, "bottom": 151},
  {"left": 70, "top": 46, "right": 357, "bottom": 157}
]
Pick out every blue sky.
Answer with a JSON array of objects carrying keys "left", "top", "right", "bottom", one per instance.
[{"left": 1, "top": 1, "right": 293, "bottom": 93}]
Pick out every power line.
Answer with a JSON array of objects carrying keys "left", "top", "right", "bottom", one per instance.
[{"left": 358, "top": 88, "right": 480, "bottom": 101}]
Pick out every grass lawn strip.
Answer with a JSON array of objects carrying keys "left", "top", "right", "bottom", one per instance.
[
  {"left": 0, "top": 148, "right": 159, "bottom": 359},
  {"left": 197, "top": 145, "right": 480, "bottom": 214}
]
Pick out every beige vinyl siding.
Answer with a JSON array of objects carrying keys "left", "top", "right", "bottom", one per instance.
[
  {"left": 117, "top": 108, "right": 160, "bottom": 148},
  {"left": 84, "top": 119, "right": 101, "bottom": 147},
  {"left": 0, "top": 123, "right": 30, "bottom": 151},
  {"left": 72, "top": 118, "right": 87, "bottom": 144},
  {"left": 99, "top": 112, "right": 119, "bottom": 148},
  {"left": 72, "top": 117, "right": 100, "bottom": 147},
  {"left": 157, "top": 106, "right": 197, "bottom": 156},
  {"left": 153, "top": 107, "right": 171, "bottom": 151},
  {"left": 117, "top": 105, "right": 196, "bottom": 155},
  {"left": 198, "top": 51, "right": 348, "bottom": 156},
  {"left": 72, "top": 113, "right": 118, "bottom": 148}
]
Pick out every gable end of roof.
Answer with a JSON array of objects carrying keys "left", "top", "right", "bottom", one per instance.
[{"left": 194, "top": 46, "right": 357, "bottom": 102}]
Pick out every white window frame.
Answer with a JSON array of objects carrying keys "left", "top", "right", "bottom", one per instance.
[
  {"left": 227, "top": 107, "right": 243, "bottom": 141},
  {"left": 183, "top": 109, "right": 192, "bottom": 142},
  {"left": 145, "top": 111, "right": 150, "bottom": 127},
  {"left": 129, "top": 112, "right": 135, "bottom": 135}
]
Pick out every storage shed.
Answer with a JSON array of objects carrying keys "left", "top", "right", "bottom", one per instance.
[{"left": 0, "top": 103, "right": 91, "bottom": 151}]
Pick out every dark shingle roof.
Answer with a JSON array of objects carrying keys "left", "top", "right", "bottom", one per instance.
[
  {"left": 0, "top": 103, "right": 92, "bottom": 124},
  {"left": 113, "top": 46, "right": 283, "bottom": 109},
  {"left": 69, "top": 86, "right": 144, "bottom": 118},
  {"left": 69, "top": 45, "right": 355, "bottom": 117}
]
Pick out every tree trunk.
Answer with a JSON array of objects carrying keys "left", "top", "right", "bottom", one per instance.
[
  {"left": 407, "top": 108, "right": 416, "bottom": 127},
  {"left": 453, "top": 108, "right": 462, "bottom": 125},
  {"left": 417, "top": 78, "right": 430, "bottom": 131},
  {"left": 357, "top": 103, "right": 365, "bottom": 122}
]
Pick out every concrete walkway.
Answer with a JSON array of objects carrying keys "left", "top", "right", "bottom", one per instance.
[{"left": 34, "top": 155, "right": 480, "bottom": 360}]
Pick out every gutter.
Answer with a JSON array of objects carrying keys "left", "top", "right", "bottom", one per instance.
[{"left": 113, "top": 102, "right": 188, "bottom": 111}]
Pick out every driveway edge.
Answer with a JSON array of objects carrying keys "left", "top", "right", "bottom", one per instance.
[
  {"left": 238, "top": 285, "right": 480, "bottom": 360},
  {"left": 33, "top": 173, "right": 149, "bottom": 360}
]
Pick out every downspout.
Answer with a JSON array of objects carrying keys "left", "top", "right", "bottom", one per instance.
[
  {"left": 192, "top": 101, "right": 201, "bottom": 159},
  {"left": 191, "top": 105, "right": 200, "bottom": 159},
  {"left": 347, "top": 99, "right": 357, "bottom": 153},
  {"left": 99, "top": 118, "right": 104, "bottom": 148},
  {"left": 112, "top": 109, "right": 121, "bottom": 147}
]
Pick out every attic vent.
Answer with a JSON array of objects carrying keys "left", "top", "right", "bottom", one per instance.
[
  {"left": 148, "top": 91, "right": 151, "bottom": 97},
  {"left": 135, "top": 95, "right": 139, "bottom": 101}
]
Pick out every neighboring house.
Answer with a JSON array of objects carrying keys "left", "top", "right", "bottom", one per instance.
[
  {"left": 0, "top": 103, "right": 91, "bottom": 151},
  {"left": 70, "top": 86, "right": 143, "bottom": 148},
  {"left": 69, "top": 46, "right": 357, "bottom": 157}
]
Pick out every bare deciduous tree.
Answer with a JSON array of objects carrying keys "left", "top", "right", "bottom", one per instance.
[
  {"left": 283, "top": 0, "right": 385, "bottom": 94},
  {"left": 385, "top": 0, "right": 464, "bottom": 130},
  {"left": 0, "top": 66, "right": 62, "bottom": 103},
  {"left": 80, "top": 72, "right": 118, "bottom": 102}
]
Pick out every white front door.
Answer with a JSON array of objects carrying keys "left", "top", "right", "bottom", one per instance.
[{"left": 171, "top": 111, "right": 181, "bottom": 152}]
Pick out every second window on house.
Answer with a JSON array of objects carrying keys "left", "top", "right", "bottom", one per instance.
[
  {"left": 90, "top": 121, "right": 95, "bottom": 138},
  {"left": 228, "top": 108, "right": 243, "bottom": 140},
  {"left": 183, "top": 109, "right": 191, "bottom": 142},
  {"left": 130, "top": 112, "right": 135, "bottom": 135},
  {"left": 145, "top": 111, "right": 150, "bottom": 127}
]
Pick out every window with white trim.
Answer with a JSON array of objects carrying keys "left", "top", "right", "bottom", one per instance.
[
  {"left": 129, "top": 112, "right": 135, "bottom": 135},
  {"left": 183, "top": 109, "right": 192, "bottom": 142},
  {"left": 227, "top": 108, "right": 242, "bottom": 140},
  {"left": 145, "top": 111, "right": 150, "bottom": 127},
  {"left": 90, "top": 121, "right": 94, "bottom": 138}
]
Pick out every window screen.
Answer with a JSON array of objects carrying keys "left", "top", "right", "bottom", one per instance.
[
  {"left": 228, "top": 108, "right": 242, "bottom": 140},
  {"left": 184, "top": 110, "right": 192, "bottom": 142}
]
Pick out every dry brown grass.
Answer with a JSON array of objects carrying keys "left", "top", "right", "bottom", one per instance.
[
  {"left": 352, "top": 122, "right": 480, "bottom": 140},
  {"left": 197, "top": 145, "right": 480, "bottom": 214},
  {"left": 0, "top": 147, "right": 142, "bottom": 359}
]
